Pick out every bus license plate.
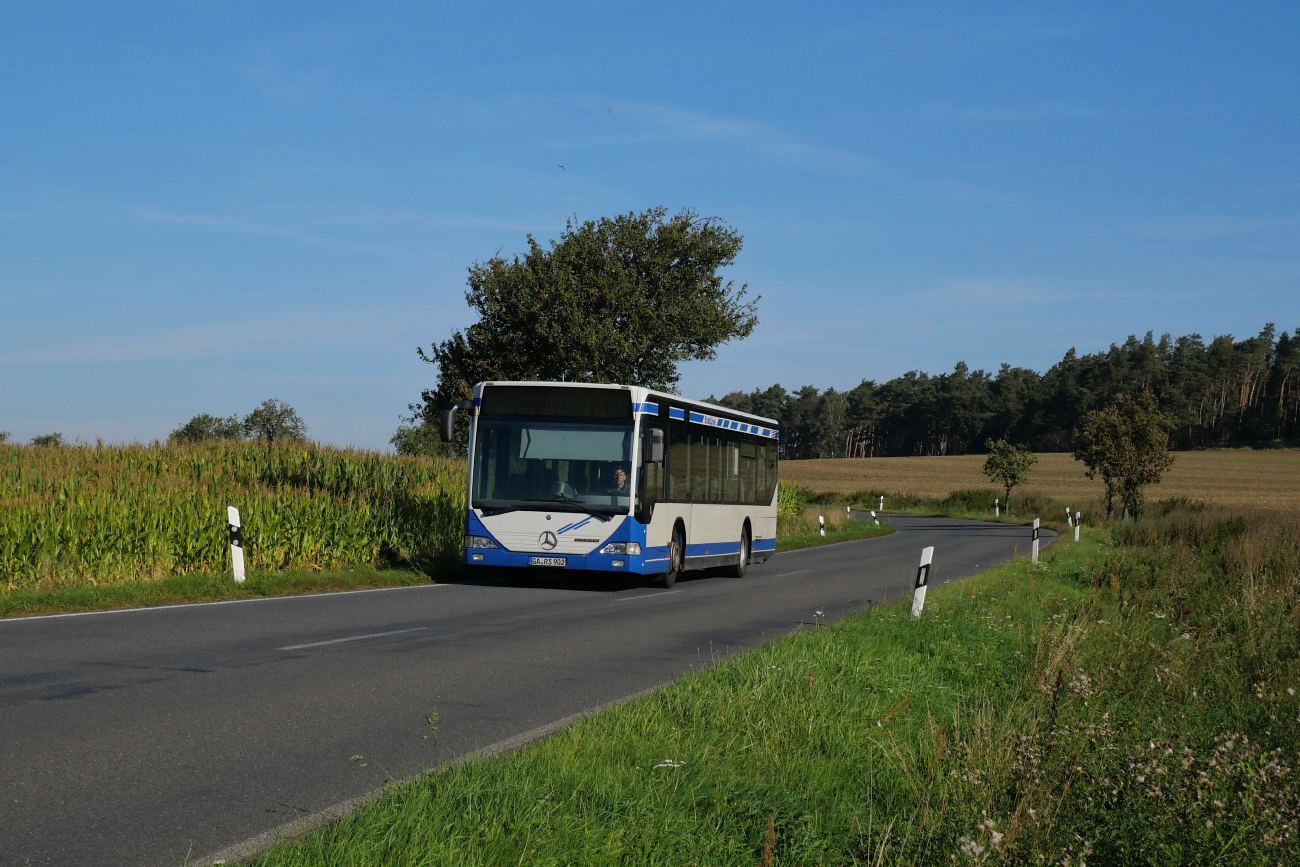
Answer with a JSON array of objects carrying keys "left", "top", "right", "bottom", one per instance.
[{"left": 530, "top": 556, "right": 566, "bottom": 568}]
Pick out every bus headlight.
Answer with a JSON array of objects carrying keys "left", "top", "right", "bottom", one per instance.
[
  {"left": 465, "top": 535, "right": 499, "bottom": 549},
  {"left": 599, "top": 542, "right": 640, "bottom": 555}
]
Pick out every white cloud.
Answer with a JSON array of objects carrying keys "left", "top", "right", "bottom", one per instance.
[{"left": 553, "top": 97, "right": 873, "bottom": 177}]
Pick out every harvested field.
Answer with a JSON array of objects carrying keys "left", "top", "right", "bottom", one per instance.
[{"left": 781, "top": 449, "right": 1300, "bottom": 510}]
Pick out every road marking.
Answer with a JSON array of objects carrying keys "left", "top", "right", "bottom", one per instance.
[
  {"left": 0, "top": 583, "right": 448, "bottom": 624},
  {"left": 614, "top": 590, "right": 681, "bottom": 601},
  {"left": 772, "top": 570, "right": 811, "bottom": 577},
  {"left": 278, "top": 627, "right": 427, "bottom": 651}
]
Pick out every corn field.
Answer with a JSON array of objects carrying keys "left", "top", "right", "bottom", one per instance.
[{"left": 0, "top": 441, "right": 467, "bottom": 591}]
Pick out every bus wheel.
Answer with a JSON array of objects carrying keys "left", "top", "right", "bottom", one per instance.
[
  {"left": 724, "top": 527, "right": 750, "bottom": 578},
  {"left": 659, "top": 526, "right": 684, "bottom": 589}
]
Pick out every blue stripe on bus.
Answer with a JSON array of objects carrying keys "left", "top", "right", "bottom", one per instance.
[
  {"left": 557, "top": 515, "right": 594, "bottom": 534},
  {"left": 632, "top": 401, "right": 659, "bottom": 415},
  {"left": 669, "top": 407, "right": 685, "bottom": 420}
]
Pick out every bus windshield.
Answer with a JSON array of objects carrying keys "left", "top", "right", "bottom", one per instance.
[{"left": 472, "top": 416, "right": 635, "bottom": 516}]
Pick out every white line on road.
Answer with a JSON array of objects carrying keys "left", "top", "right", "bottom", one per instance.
[
  {"left": 0, "top": 583, "right": 448, "bottom": 624},
  {"left": 771, "top": 570, "right": 811, "bottom": 577},
  {"left": 278, "top": 627, "right": 427, "bottom": 651},
  {"left": 614, "top": 590, "right": 682, "bottom": 601}
]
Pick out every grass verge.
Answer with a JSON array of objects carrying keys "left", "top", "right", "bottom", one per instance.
[
  {"left": 245, "top": 504, "right": 1300, "bottom": 866},
  {"left": 0, "top": 565, "right": 446, "bottom": 618},
  {"left": 775, "top": 512, "right": 894, "bottom": 552}
]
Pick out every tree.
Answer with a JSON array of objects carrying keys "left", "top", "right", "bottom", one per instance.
[
  {"left": 242, "top": 399, "right": 307, "bottom": 443},
  {"left": 1073, "top": 392, "right": 1174, "bottom": 519},
  {"left": 169, "top": 413, "right": 242, "bottom": 444},
  {"left": 390, "top": 421, "right": 446, "bottom": 458},
  {"left": 0, "top": 431, "right": 10, "bottom": 444},
  {"left": 31, "top": 432, "right": 64, "bottom": 447},
  {"left": 983, "top": 439, "right": 1036, "bottom": 514},
  {"left": 406, "top": 207, "right": 759, "bottom": 449}
]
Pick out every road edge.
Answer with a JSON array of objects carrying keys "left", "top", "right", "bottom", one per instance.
[{"left": 190, "top": 684, "right": 663, "bottom": 866}]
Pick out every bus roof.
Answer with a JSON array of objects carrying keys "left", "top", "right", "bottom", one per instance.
[{"left": 474, "top": 381, "right": 780, "bottom": 428}]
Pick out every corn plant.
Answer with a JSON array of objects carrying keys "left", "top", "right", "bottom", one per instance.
[{"left": 0, "top": 441, "right": 467, "bottom": 591}]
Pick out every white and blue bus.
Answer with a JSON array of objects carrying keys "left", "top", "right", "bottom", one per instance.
[{"left": 440, "top": 381, "right": 780, "bottom": 587}]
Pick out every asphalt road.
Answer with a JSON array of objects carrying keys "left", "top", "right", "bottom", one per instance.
[{"left": 0, "top": 515, "right": 1053, "bottom": 866}]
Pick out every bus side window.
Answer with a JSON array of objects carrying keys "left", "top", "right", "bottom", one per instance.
[
  {"left": 690, "top": 434, "right": 710, "bottom": 502},
  {"left": 668, "top": 418, "right": 689, "bottom": 502},
  {"left": 760, "top": 444, "right": 778, "bottom": 504},
  {"left": 724, "top": 436, "right": 740, "bottom": 502}
]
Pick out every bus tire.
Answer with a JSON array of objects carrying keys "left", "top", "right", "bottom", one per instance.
[
  {"left": 724, "top": 525, "right": 750, "bottom": 578},
  {"left": 658, "top": 524, "right": 684, "bottom": 589}
]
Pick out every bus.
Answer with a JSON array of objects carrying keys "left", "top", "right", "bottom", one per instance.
[{"left": 440, "top": 381, "right": 780, "bottom": 587}]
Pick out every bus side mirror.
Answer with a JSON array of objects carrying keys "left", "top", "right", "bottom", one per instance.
[
  {"left": 648, "top": 427, "right": 665, "bottom": 463},
  {"left": 440, "top": 400, "right": 475, "bottom": 442}
]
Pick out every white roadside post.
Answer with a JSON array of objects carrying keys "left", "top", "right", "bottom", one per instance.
[
  {"left": 818, "top": 515, "right": 825, "bottom": 537},
  {"left": 1074, "top": 511, "right": 1081, "bottom": 542},
  {"left": 870, "top": 510, "right": 879, "bottom": 525},
  {"left": 995, "top": 498, "right": 1000, "bottom": 518},
  {"left": 911, "top": 546, "right": 934, "bottom": 618},
  {"left": 1066, "top": 508, "right": 1073, "bottom": 528},
  {"left": 846, "top": 504, "right": 851, "bottom": 515},
  {"left": 227, "top": 506, "right": 246, "bottom": 583},
  {"left": 879, "top": 495, "right": 884, "bottom": 511},
  {"left": 1031, "top": 518, "right": 1041, "bottom": 564}
]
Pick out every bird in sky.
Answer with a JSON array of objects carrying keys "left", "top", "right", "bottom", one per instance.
[{"left": 558, "top": 165, "right": 565, "bottom": 171}]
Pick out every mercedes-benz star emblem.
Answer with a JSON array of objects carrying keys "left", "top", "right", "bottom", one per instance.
[{"left": 539, "top": 531, "right": 558, "bottom": 550}]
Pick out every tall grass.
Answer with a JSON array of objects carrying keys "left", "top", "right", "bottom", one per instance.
[{"left": 0, "top": 441, "right": 466, "bottom": 591}]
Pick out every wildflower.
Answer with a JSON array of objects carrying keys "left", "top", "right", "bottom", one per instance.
[
  {"left": 653, "top": 759, "right": 684, "bottom": 769},
  {"left": 1180, "top": 633, "right": 1191, "bottom": 640},
  {"left": 959, "top": 836, "right": 984, "bottom": 858},
  {"left": 1289, "top": 688, "right": 1296, "bottom": 696}
]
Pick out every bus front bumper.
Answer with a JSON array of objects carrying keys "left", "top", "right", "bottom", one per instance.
[{"left": 465, "top": 547, "right": 670, "bottom": 574}]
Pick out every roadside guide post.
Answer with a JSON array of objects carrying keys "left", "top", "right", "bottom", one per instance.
[
  {"left": 1031, "top": 518, "right": 1041, "bottom": 564},
  {"left": 879, "top": 495, "right": 884, "bottom": 511},
  {"left": 819, "top": 515, "right": 825, "bottom": 537},
  {"left": 1066, "top": 507, "right": 1073, "bottom": 527},
  {"left": 911, "top": 546, "right": 934, "bottom": 618},
  {"left": 1075, "top": 511, "right": 1081, "bottom": 542},
  {"left": 227, "top": 506, "right": 246, "bottom": 583},
  {"left": 995, "top": 498, "right": 1000, "bottom": 518},
  {"left": 870, "top": 510, "right": 879, "bottom": 525}
]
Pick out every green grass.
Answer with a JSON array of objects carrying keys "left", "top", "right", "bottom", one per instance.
[
  {"left": 246, "top": 503, "right": 1300, "bottom": 866},
  {"left": 0, "top": 564, "right": 454, "bottom": 618}
]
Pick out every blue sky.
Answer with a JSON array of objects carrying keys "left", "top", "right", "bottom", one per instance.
[{"left": 2, "top": 2, "right": 1297, "bottom": 448}]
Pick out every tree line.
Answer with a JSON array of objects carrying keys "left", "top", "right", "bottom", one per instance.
[{"left": 711, "top": 324, "right": 1300, "bottom": 459}]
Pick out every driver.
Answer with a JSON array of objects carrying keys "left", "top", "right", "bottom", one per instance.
[{"left": 611, "top": 465, "right": 630, "bottom": 494}]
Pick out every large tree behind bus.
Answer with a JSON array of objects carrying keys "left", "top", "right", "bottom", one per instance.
[{"left": 397, "top": 208, "right": 759, "bottom": 455}]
